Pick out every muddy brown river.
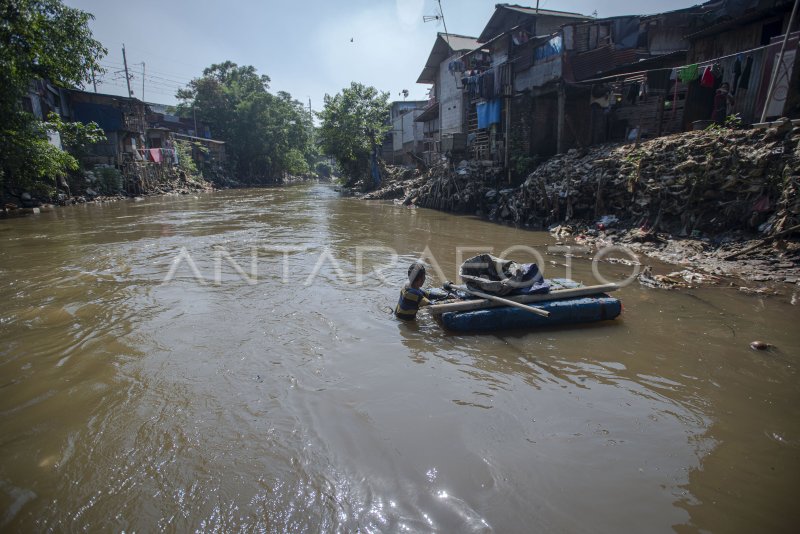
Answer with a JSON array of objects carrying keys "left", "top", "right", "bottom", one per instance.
[{"left": 1, "top": 184, "right": 798, "bottom": 532}]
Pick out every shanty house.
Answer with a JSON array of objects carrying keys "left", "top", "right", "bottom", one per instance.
[
  {"left": 415, "top": 32, "right": 480, "bottom": 163},
  {"left": 457, "top": 5, "right": 587, "bottom": 172},
  {"left": 382, "top": 100, "right": 427, "bottom": 164},
  {"left": 683, "top": 0, "right": 799, "bottom": 124},
  {"left": 63, "top": 89, "right": 147, "bottom": 167}
]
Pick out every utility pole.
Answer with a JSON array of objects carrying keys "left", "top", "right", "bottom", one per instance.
[
  {"left": 91, "top": 65, "right": 97, "bottom": 93},
  {"left": 122, "top": 44, "right": 133, "bottom": 97},
  {"left": 141, "top": 62, "right": 145, "bottom": 102}
]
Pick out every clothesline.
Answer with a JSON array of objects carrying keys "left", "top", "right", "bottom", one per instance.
[
  {"left": 573, "top": 38, "right": 789, "bottom": 85},
  {"left": 136, "top": 147, "right": 178, "bottom": 165}
]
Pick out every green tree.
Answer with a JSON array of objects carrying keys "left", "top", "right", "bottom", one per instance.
[
  {"left": 0, "top": 0, "right": 106, "bottom": 191},
  {"left": 177, "top": 63, "right": 315, "bottom": 183},
  {"left": 45, "top": 112, "right": 106, "bottom": 159},
  {"left": 316, "top": 82, "right": 389, "bottom": 188}
]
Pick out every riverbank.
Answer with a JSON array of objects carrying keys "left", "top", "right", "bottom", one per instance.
[
  {"left": 362, "top": 121, "right": 799, "bottom": 288},
  {"left": 0, "top": 171, "right": 324, "bottom": 218},
  {"left": 1, "top": 170, "right": 214, "bottom": 217}
]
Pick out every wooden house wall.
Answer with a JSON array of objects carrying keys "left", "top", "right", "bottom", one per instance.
[
  {"left": 535, "top": 16, "right": 580, "bottom": 37},
  {"left": 648, "top": 27, "right": 689, "bottom": 54},
  {"left": 529, "top": 92, "right": 559, "bottom": 158},
  {"left": 684, "top": 34, "right": 797, "bottom": 126},
  {"left": 610, "top": 91, "right": 662, "bottom": 140},
  {"left": 563, "top": 87, "right": 593, "bottom": 149},
  {"left": 689, "top": 23, "right": 766, "bottom": 63}
]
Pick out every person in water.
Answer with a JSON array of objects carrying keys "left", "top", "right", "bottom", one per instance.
[{"left": 395, "top": 263, "right": 447, "bottom": 320}]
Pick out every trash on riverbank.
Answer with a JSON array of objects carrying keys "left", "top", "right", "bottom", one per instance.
[{"left": 360, "top": 124, "right": 799, "bottom": 286}]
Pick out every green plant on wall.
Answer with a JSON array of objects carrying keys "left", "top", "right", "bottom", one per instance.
[
  {"left": 174, "top": 140, "right": 199, "bottom": 176},
  {"left": 94, "top": 166, "right": 122, "bottom": 194}
]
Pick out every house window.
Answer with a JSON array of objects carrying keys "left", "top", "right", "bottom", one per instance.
[{"left": 21, "top": 96, "right": 33, "bottom": 113}]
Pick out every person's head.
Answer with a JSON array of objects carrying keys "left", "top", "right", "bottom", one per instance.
[
  {"left": 408, "top": 262, "right": 426, "bottom": 288},
  {"left": 719, "top": 82, "right": 730, "bottom": 93}
]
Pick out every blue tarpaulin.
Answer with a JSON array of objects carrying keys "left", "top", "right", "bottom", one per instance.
[
  {"left": 71, "top": 102, "right": 123, "bottom": 132},
  {"left": 476, "top": 98, "right": 501, "bottom": 129},
  {"left": 534, "top": 35, "right": 563, "bottom": 62}
]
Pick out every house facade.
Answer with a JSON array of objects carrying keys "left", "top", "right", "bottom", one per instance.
[
  {"left": 382, "top": 100, "right": 427, "bottom": 164},
  {"left": 409, "top": 0, "right": 799, "bottom": 179},
  {"left": 21, "top": 87, "right": 227, "bottom": 193},
  {"left": 415, "top": 33, "right": 481, "bottom": 164}
]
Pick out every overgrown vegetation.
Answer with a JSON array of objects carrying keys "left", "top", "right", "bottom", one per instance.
[
  {"left": 89, "top": 166, "right": 123, "bottom": 195},
  {"left": 704, "top": 113, "right": 744, "bottom": 133},
  {"left": 174, "top": 139, "right": 200, "bottom": 176},
  {"left": 0, "top": 0, "right": 106, "bottom": 194},
  {"left": 176, "top": 62, "right": 316, "bottom": 184},
  {"left": 316, "top": 82, "right": 390, "bottom": 189}
]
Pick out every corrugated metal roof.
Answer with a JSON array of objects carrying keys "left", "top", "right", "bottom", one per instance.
[
  {"left": 503, "top": 4, "right": 586, "bottom": 18},
  {"left": 478, "top": 3, "right": 589, "bottom": 42},
  {"left": 417, "top": 33, "right": 480, "bottom": 84},
  {"left": 440, "top": 33, "right": 482, "bottom": 54},
  {"left": 684, "top": 1, "right": 793, "bottom": 40}
]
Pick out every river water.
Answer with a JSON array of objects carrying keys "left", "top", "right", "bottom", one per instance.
[{"left": 0, "top": 184, "right": 798, "bottom": 532}]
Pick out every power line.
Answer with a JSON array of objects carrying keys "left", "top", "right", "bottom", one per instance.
[
  {"left": 144, "top": 72, "right": 191, "bottom": 85},
  {"left": 99, "top": 61, "right": 195, "bottom": 83}
]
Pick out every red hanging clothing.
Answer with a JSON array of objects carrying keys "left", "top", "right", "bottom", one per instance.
[{"left": 700, "top": 66, "right": 715, "bottom": 88}]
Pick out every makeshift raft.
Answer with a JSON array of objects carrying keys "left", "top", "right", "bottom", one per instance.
[{"left": 429, "top": 278, "right": 622, "bottom": 333}]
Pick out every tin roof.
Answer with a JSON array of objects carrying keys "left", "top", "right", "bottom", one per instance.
[
  {"left": 417, "top": 33, "right": 481, "bottom": 84},
  {"left": 478, "top": 3, "right": 588, "bottom": 42}
]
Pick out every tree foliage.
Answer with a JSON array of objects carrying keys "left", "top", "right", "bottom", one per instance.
[
  {"left": 0, "top": 0, "right": 106, "bottom": 191},
  {"left": 176, "top": 62, "right": 316, "bottom": 183},
  {"left": 174, "top": 139, "right": 199, "bottom": 176},
  {"left": 316, "top": 82, "right": 390, "bottom": 187},
  {"left": 46, "top": 112, "right": 106, "bottom": 157}
]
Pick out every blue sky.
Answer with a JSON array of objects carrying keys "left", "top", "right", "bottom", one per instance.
[{"left": 65, "top": 0, "right": 701, "bottom": 110}]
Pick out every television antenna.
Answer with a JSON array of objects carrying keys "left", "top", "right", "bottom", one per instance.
[{"left": 423, "top": 0, "right": 450, "bottom": 45}]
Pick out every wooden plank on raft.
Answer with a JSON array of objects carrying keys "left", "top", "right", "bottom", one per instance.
[{"left": 427, "top": 284, "right": 620, "bottom": 315}]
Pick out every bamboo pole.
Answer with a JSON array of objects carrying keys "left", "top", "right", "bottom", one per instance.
[
  {"left": 445, "top": 283, "right": 551, "bottom": 317},
  {"left": 760, "top": 0, "right": 799, "bottom": 122},
  {"left": 428, "top": 283, "right": 619, "bottom": 315}
]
